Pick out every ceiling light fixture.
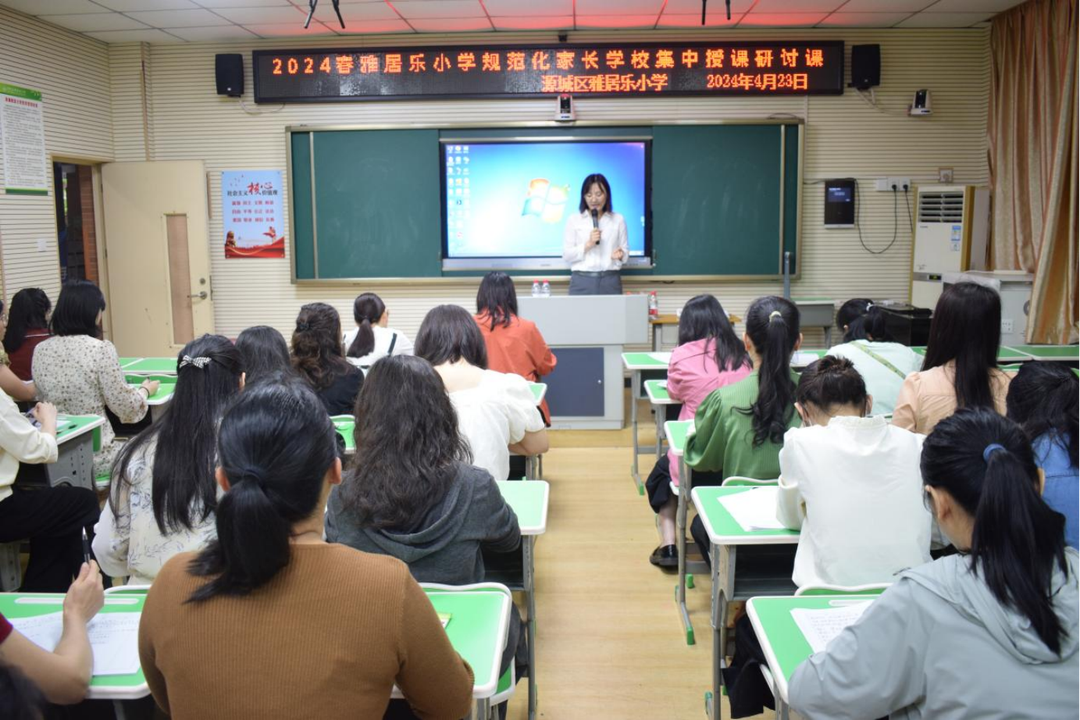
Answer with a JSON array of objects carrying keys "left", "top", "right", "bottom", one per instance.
[{"left": 304, "top": 0, "right": 346, "bottom": 30}]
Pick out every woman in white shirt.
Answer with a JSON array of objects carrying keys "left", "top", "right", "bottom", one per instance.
[
  {"left": 93, "top": 335, "right": 244, "bottom": 584},
  {"left": 415, "top": 305, "right": 547, "bottom": 481},
  {"left": 344, "top": 292, "right": 414, "bottom": 371},
  {"left": 562, "top": 173, "right": 629, "bottom": 295},
  {"left": 777, "top": 355, "right": 931, "bottom": 588},
  {"left": 827, "top": 300, "right": 922, "bottom": 416}
]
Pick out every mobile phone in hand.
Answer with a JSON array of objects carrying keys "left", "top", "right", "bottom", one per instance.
[{"left": 23, "top": 409, "right": 41, "bottom": 428}]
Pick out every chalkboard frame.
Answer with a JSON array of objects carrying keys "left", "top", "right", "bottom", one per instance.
[{"left": 286, "top": 120, "right": 803, "bottom": 284}]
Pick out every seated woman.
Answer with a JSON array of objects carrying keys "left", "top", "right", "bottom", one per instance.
[
  {"left": 0, "top": 560, "right": 103, "bottom": 704},
  {"left": 789, "top": 409, "right": 1078, "bottom": 719},
  {"left": 416, "top": 304, "right": 548, "bottom": 481},
  {"left": 93, "top": 335, "right": 244, "bottom": 584},
  {"left": 474, "top": 272, "right": 557, "bottom": 423},
  {"left": 291, "top": 302, "right": 364, "bottom": 416},
  {"left": 32, "top": 281, "right": 157, "bottom": 477},
  {"left": 138, "top": 380, "right": 474, "bottom": 720},
  {"left": 3, "top": 288, "right": 52, "bottom": 382},
  {"left": 1007, "top": 362, "right": 1079, "bottom": 549},
  {"left": 344, "top": 292, "right": 414, "bottom": 371},
  {"left": 826, "top": 300, "right": 922, "bottom": 416},
  {"left": 645, "top": 294, "right": 750, "bottom": 568},
  {"left": 0, "top": 297, "right": 40, "bottom": 404},
  {"left": 893, "top": 281, "right": 1011, "bottom": 434},
  {"left": 0, "top": 397, "right": 99, "bottom": 592},
  {"left": 685, "top": 296, "right": 802, "bottom": 563},
  {"left": 235, "top": 325, "right": 293, "bottom": 386},
  {"left": 777, "top": 356, "right": 931, "bottom": 588}
]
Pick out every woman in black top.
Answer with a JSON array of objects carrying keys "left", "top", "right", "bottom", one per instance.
[{"left": 291, "top": 303, "right": 363, "bottom": 416}]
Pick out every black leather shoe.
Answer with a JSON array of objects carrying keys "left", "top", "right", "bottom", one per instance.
[{"left": 649, "top": 544, "right": 679, "bottom": 568}]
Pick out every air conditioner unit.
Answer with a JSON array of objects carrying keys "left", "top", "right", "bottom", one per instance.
[{"left": 910, "top": 185, "right": 990, "bottom": 309}]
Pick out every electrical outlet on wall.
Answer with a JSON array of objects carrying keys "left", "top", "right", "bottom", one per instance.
[
  {"left": 938, "top": 167, "right": 954, "bottom": 183},
  {"left": 875, "top": 177, "right": 912, "bottom": 192},
  {"left": 1001, "top": 318, "right": 1014, "bottom": 334}
]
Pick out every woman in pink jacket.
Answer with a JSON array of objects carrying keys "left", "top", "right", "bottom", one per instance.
[{"left": 646, "top": 295, "right": 752, "bottom": 568}]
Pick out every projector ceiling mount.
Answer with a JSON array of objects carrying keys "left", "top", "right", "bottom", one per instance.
[{"left": 304, "top": 0, "right": 345, "bottom": 30}]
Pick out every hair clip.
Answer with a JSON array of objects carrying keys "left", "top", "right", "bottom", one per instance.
[
  {"left": 297, "top": 322, "right": 312, "bottom": 332},
  {"left": 768, "top": 310, "right": 783, "bottom": 322},
  {"left": 866, "top": 302, "right": 875, "bottom": 312},
  {"left": 179, "top": 355, "right": 211, "bottom": 370}
]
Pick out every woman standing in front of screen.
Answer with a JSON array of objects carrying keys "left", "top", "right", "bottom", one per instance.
[{"left": 563, "top": 173, "right": 629, "bottom": 295}]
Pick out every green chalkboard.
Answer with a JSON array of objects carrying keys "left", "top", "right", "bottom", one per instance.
[{"left": 290, "top": 123, "right": 800, "bottom": 280}]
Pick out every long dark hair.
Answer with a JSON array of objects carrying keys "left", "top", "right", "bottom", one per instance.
[
  {"left": 796, "top": 356, "right": 868, "bottom": 413},
  {"left": 476, "top": 272, "right": 519, "bottom": 331},
  {"left": 51, "top": 281, "right": 105, "bottom": 338},
  {"left": 346, "top": 292, "right": 386, "bottom": 359},
  {"left": 844, "top": 305, "right": 895, "bottom": 343},
  {"left": 922, "top": 408, "right": 1069, "bottom": 655},
  {"left": 187, "top": 379, "right": 338, "bottom": 602},
  {"left": 677, "top": 295, "right": 747, "bottom": 373},
  {"left": 922, "top": 282, "right": 1001, "bottom": 410},
  {"left": 740, "top": 296, "right": 800, "bottom": 446},
  {"left": 111, "top": 335, "right": 243, "bottom": 534},
  {"left": 836, "top": 298, "right": 873, "bottom": 338},
  {"left": 291, "top": 303, "right": 351, "bottom": 390},
  {"left": 3, "top": 288, "right": 51, "bottom": 353},
  {"left": 578, "top": 173, "right": 613, "bottom": 214},
  {"left": 1007, "top": 362, "right": 1079, "bottom": 467},
  {"left": 235, "top": 326, "right": 292, "bottom": 386},
  {"left": 415, "top": 304, "right": 488, "bottom": 369},
  {"left": 340, "top": 355, "right": 471, "bottom": 530}
]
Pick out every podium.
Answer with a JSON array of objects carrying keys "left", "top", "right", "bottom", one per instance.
[{"left": 518, "top": 294, "right": 648, "bottom": 430}]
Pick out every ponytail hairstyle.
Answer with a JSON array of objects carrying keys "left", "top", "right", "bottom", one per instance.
[
  {"left": 476, "top": 272, "right": 519, "bottom": 331},
  {"left": 922, "top": 408, "right": 1069, "bottom": 655},
  {"left": 341, "top": 355, "right": 471, "bottom": 530},
  {"left": 346, "top": 293, "right": 386, "bottom": 359},
  {"left": 1006, "top": 362, "right": 1079, "bottom": 467},
  {"left": 740, "top": 296, "right": 800, "bottom": 446},
  {"left": 291, "top": 302, "right": 351, "bottom": 390},
  {"left": 845, "top": 305, "right": 895, "bottom": 343},
  {"left": 677, "top": 294, "right": 748, "bottom": 373},
  {"left": 415, "top": 304, "right": 489, "bottom": 369},
  {"left": 112, "top": 335, "right": 244, "bottom": 534},
  {"left": 235, "top": 325, "right": 293, "bottom": 386},
  {"left": 836, "top": 298, "right": 873, "bottom": 341},
  {"left": 3, "top": 288, "right": 51, "bottom": 354},
  {"left": 921, "top": 282, "right": 1001, "bottom": 410},
  {"left": 187, "top": 378, "right": 338, "bottom": 602},
  {"left": 795, "top": 356, "right": 869, "bottom": 417}
]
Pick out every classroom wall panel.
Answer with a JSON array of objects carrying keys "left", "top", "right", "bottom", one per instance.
[
  {"left": 0, "top": 7, "right": 114, "bottom": 300},
  {"left": 108, "top": 27, "right": 991, "bottom": 350}
]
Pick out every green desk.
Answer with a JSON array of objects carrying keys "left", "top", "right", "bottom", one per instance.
[
  {"left": 790, "top": 349, "right": 828, "bottom": 369},
  {"left": 43, "top": 415, "right": 107, "bottom": 491},
  {"left": 496, "top": 479, "right": 548, "bottom": 719},
  {"left": 692, "top": 486, "right": 799, "bottom": 720},
  {"left": 911, "top": 345, "right": 1035, "bottom": 364},
  {"left": 1009, "top": 344, "right": 1079, "bottom": 361},
  {"left": 665, "top": 419, "right": 697, "bottom": 645},
  {"left": 126, "top": 376, "right": 176, "bottom": 423},
  {"left": 747, "top": 594, "right": 881, "bottom": 718},
  {"left": 528, "top": 382, "right": 546, "bottom": 406},
  {"left": 331, "top": 415, "right": 355, "bottom": 454},
  {"left": 118, "top": 357, "right": 141, "bottom": 369},
  {"left": 792, "top": 298, "right": 835, "bottom": 346},
  {"left": 392, "top": 585, "right": 513, "bottom": 720},
  {"left": 121, "top": 358, "right": 177, "bottom": 375},
  {"left": 644, "top": 379, "right": 677, "bottom": 463},
  {"left": 521, "top": 383, "right": 547, "bottom": 481},
  {"left": 0, "top": 592, "right": 149, "bottom": 702},
  {"left": 623, "top": 352, "right": 671, "bottom": 495}
]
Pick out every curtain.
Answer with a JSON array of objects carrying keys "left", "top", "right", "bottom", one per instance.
[{"left": 988, "top": 0, "right": 1078, "bottom": 343}]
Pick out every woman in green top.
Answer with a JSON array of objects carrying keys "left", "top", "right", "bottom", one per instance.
[{"left": 686, "top": 295, "right": 802, "bottom": 563}]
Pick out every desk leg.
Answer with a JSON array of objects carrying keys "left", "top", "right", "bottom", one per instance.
[
  {"left": 630, "top": 370, "right": 643, "bottom": 494},
  {"left": 675, "top": 462, "right": 694, "bottom": 645},
  {"left": 475, "top": 698, "right": 491, "bottom": 720},
  {"left": 113, "top": 701, "right": 127, "bottom": 720},
  {"left": 654, "top": 400, "right": 664, "bottom": 460},
  {"left": 710, "top": 543, "right": 721, "bottom": 720},
  {"left": 824, "top": 325, "right": 832, "bottom": 348},
  {"left": 524, "top": 455, "right": 535, "bottom": 481},
  {"left": 524, "top": 536, "right": 537, "bottom": 720}
]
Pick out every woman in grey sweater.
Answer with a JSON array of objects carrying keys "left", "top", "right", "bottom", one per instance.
[{"left": 789, "top": 408, "right": 1078, "bottom": 719}]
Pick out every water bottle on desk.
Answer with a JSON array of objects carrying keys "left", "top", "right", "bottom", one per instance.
[
  {"left": 532, "top": 280, "right": 541, "bottom": 297},
  {"left": 541, "top": 279, "right": 551, "bottom": 297},
  {"left": 648, "top": 291, "right": 659, "bottom": 318}
]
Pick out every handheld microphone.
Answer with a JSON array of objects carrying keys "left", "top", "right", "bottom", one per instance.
[{"left": 590, "top": 208, "right": 599, "bottom": 229}]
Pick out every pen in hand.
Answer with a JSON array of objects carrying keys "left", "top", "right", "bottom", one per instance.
[{"left": 81, "top": 528, "right": 92, "bottom": 564}]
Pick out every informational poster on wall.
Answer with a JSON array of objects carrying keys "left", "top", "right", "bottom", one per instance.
[
  {"left": 222, "top": 170, "right": 285, "bottom": 258},
  {"left": 0, "top": 83, "right": 47, "bottom": 196}
]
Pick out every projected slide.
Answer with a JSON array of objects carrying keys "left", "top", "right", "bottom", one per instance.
[{"left": 443, "top": 141, "right": 648, "bottom": 259}]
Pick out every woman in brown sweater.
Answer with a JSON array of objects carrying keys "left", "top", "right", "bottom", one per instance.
[{"left": 138, "top": 379, "right": 474, "bottom": 720}]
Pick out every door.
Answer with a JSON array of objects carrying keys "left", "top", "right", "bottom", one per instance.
[{"left": 101, "top": 161, "right": 214, "bottom": 356}]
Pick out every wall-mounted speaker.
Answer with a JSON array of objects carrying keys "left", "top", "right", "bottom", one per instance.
[
  {"left": 850, "top": 44, "right": 880, "bottom": 90},
  {"left": 215, "top": 54, "right": 244, "bottom": 97}
]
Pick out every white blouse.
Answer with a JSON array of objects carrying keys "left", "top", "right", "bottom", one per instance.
[
  {"left": 93, "top": 439, "right": 219, "bottom": 585},
  {"left": 450, "top": 370, "right": 545, "bottom": 482},
  {"left": 776, "top": 415, "right": 932, "bottom": 589},
  {"left": 562, "top": 210, "right": 629, "bottom": 272},
  {"left": 343, "top": 325, "right": 414, "bottom": 370},
  {"left": 0, "top": 391, "right": 57, "bottom": 503}
]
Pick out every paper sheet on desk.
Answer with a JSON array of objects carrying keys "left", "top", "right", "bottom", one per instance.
[
  {"left": 791, "top": 602, "right": 872, "bottom": 655},
  {"left": 647, "top": 352, "right": 672, "bottom": 364},
  {"left": 10, "top": 612, "right": 142, "bottom": 676},
  {"left": 717, "top": 487, "right": 786, "bottom": 532},
  {"left": 791, "top": 351, "right": 820, "bottom": 366}
]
